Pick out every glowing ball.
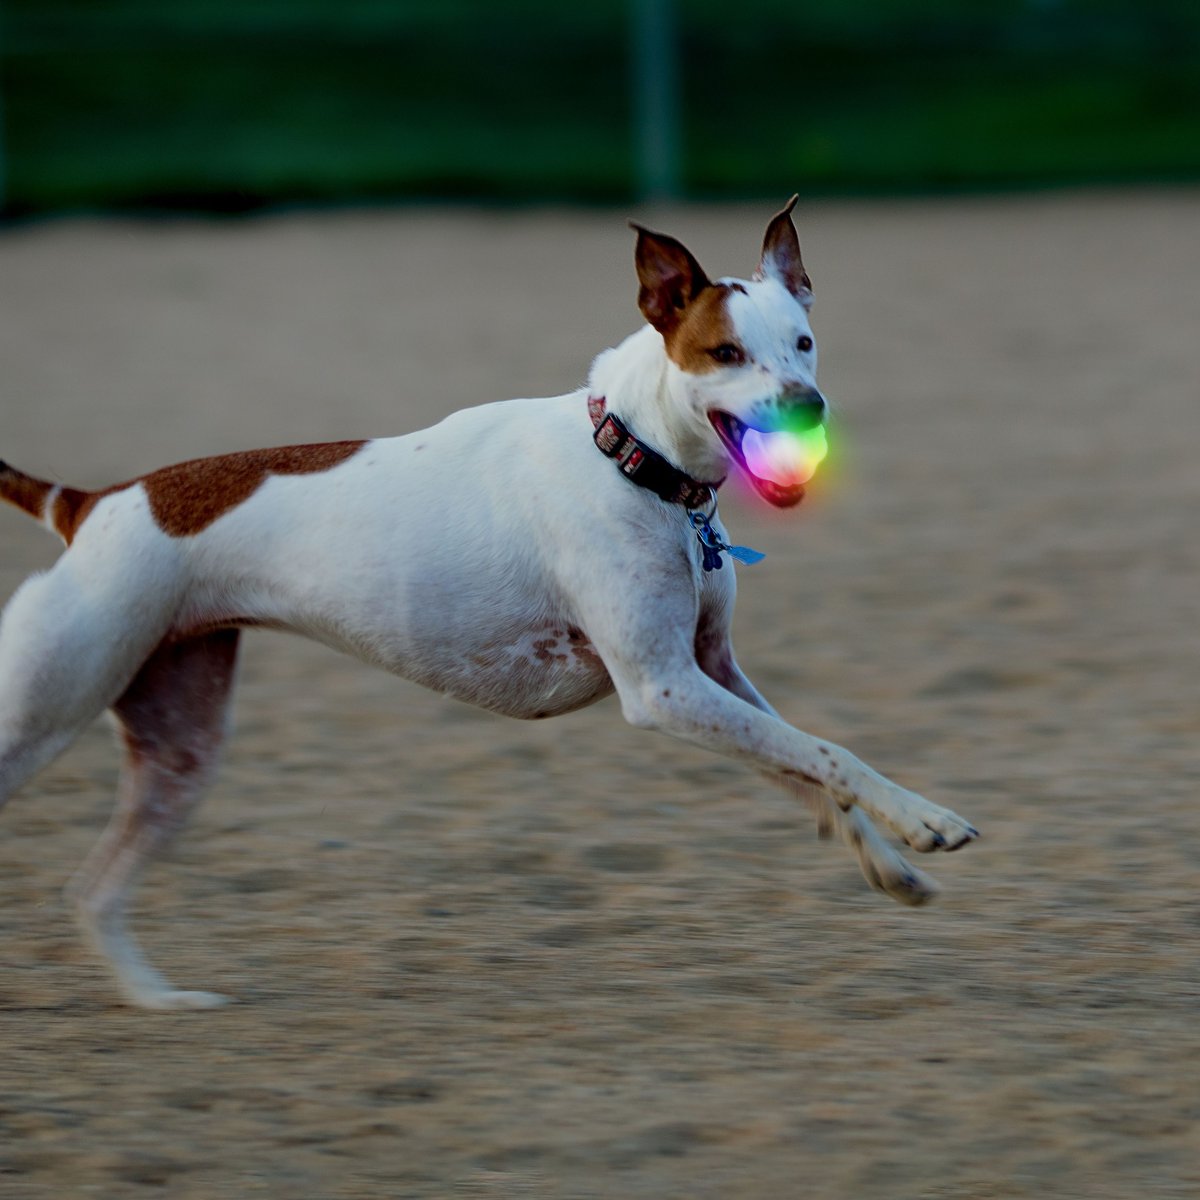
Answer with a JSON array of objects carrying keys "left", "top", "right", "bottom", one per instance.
[{"left": 741, "top": 423, "right": 829, "bottom": 488}]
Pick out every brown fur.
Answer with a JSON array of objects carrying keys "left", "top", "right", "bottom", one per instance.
[
  {"left": 632, "top": 226, "right": 711, "bottom": 337},
  {"left": 0, "top": 462, "right": 56, "bottom": 522},
  {"left": 139, "top": 442, "right": 366, "bottom": 537},
  {"left": 53, "top": 486, "right": 115, "bottom": 543},
  {"left": 34, "top": 442, "right": 366, "bottom": 544},
  {"left": 662, "top": 284, "right": 739, "bottom": 375}
]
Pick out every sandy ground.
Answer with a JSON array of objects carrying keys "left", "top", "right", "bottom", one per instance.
[{"left": 1, "top": 192, "right": 1198, "bottom": 1198}]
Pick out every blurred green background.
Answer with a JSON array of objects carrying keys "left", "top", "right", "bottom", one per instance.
[{"left": 2, "top": 0, "right": 1198, "bottom": 215}]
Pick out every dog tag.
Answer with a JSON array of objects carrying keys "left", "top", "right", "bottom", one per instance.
[
  {"left": 688, "top": 509, "right": 765, "bottom": 572},
  {"left": 725, "top": 544, "right": 766, "bottom": 566}
]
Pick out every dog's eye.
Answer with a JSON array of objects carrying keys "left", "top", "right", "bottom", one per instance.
[
  {"left": 708, "top": 343, "right": 745, "bottom": 366},
  {"left": 797, "top": 335, "right": 814, "bottom": 353}
]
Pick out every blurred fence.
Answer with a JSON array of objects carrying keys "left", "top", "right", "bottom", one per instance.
[{"left": 1, "top": 0, "right": 1198, "bottom": 215}]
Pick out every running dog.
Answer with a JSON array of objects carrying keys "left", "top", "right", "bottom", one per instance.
[{"left": 0, "top": 199, "right": 977, "bottom": 1008}]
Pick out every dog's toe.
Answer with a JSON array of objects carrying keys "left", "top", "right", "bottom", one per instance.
[
  {"left": 905, "top": 825, "right": 945, "bottom": 853},
  {"left": 945, "top": 823, "right": 980, "bottom": 850},
  {"left": 887, "top": 866, "right": 940, "bottom": 906},
  {"left": 893, "top": 796, "right": 979, "bottom": 854},
  {"left": 934, "top": 816, "right": 979, "bottom": 852}
]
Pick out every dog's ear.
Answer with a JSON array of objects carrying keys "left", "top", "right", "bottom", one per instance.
[
  {"left": 631, "top": 223, "right": 711, "bottom": 335},
  {"left": 756, "top": 195, "right": 813, "bottom": 306}
]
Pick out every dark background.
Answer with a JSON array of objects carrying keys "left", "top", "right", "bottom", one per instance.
[{"left": 2, "top": 0, "right": 1198, "bottom": 216}]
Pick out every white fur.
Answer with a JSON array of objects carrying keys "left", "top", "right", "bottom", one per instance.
[{"left": 0, "top": 232, "right": 976, "bottom": 1008}]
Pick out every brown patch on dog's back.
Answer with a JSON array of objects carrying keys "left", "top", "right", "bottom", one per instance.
[
  {"left": 663, "top": 284, "right": 739, "bottom": 375},
  {"left": 51, "top": 441, "right": 367, "bottom": 544},
  {"left": 142, "top": 442, "right": 367, "bottom": 537}
]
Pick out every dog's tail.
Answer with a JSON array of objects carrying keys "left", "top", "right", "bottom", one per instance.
[{"left": 0, "top": 460, "right": 91, "bottom": 544}]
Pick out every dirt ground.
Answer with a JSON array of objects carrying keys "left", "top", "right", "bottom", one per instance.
[{"left": 1, "top": 192, "right": 1198, "bottom": 1199}]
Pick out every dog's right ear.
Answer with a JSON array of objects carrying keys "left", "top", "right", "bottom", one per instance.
[
  {"left": 757, "top": 195, "right": 813, "bottom": 305},
  {"left": 631, "top": 223, "right": 711, "bottom": 335}
]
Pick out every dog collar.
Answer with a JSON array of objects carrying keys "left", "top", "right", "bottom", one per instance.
[
  {"left": 588, "top": 395, "right": 762, "bottom": 571},
  {"left": 588, "top": 395, "right": 721, "bottom": 510}
]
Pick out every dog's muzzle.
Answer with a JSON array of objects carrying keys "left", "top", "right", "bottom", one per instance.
[{"left": 708, "top": 390, "right": 829, "bottom": 508}]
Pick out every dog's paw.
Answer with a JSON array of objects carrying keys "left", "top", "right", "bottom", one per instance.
[
  {"left": 886, "top": 792, "right": 979, "bottom": 854},
  {"left": 867, "top": 856, "right": 940, "bottom": 906},
  {"left": 852, "top": 833, "right": 941, "bottom": 905}
]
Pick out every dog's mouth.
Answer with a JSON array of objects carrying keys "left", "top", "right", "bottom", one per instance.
[{"left": 708, "top": 406, "right": 829, "bottom": 508}]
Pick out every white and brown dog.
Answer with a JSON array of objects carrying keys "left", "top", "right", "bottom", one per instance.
[{"left": 0, "top": 199, "right": 977, "bottom": 1009}]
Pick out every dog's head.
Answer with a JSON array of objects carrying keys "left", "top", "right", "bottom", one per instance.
[{"left": 632, "top": 197, "right": 827, "bottom": 507}]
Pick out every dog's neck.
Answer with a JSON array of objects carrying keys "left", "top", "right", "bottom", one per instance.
[{"left": 587, "top": 326, "right": 728, "bottom": 484}]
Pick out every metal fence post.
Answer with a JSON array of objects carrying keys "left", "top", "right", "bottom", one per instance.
[
  {"left": 632, "top": 0, "right": 681, "bottom": 204},
  {"left": 0, "top": 5, "right": 6, "bottom": 214}
]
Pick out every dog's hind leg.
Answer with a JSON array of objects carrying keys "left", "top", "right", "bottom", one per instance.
[
  {"left": 67, "top": 629, "right": 240, "bottom": 1010},
  {"left": 0, "top": 551, "right": 181, "bottom": 811}
]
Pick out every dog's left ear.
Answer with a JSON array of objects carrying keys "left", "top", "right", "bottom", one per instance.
[
  {"left": 631, "top": 223, "right": 712, "bottom": 335},
  {"left": 756, "top": 194, "right": 813, "bottom": 307}
]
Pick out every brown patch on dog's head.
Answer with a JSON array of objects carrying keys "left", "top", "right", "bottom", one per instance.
[
  {"left": 661, "top": 284, "right": 741, "bottom": 375},
  {"left": 630, "top": 223, "right": 745, "bottom": 373},
  {"left": 142, "top": 441, "right": 367, "bottom": 537}
]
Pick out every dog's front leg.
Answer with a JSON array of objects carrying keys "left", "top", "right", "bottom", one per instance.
[
  {"left": 607, "top": 650, "right": 976, "bottom": 856},
  {"left": 694, "top": 638, "right": 941, "bottom": 903}
]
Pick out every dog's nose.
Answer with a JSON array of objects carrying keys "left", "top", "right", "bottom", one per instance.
[{"left": 784, "top": 390, "right": 827, "bottom": 430}]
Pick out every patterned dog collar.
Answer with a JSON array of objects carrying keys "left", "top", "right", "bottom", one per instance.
[{"left": 588, "top": 395, "right": 722, "bottom": 509}]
